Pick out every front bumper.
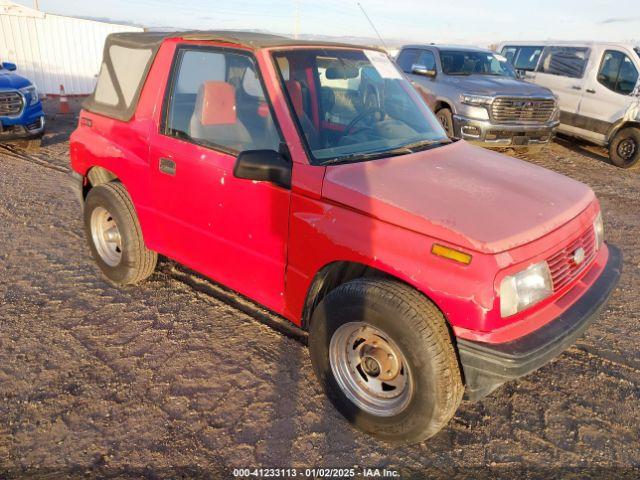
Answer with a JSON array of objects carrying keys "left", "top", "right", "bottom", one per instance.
[
  {"left": 1, "top": 97, "right": 45, "bottom": 141},
  {"left": 453, "top": 114, "right": 559, "bottom": 147},
  {"left": 1, "top": 118, "right": 45, "bottom": 141},
  {"left": 458, "top": 244, "right": 622, "bottom": 401}
]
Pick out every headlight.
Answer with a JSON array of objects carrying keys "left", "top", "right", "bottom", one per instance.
[
  {"left": 460, "top": 94, "right": 493, "bottom": 106},
  {"left": 593, "top": 211, "right": 604, "bottom": 250},
  {"left": 500, "top": 261, "right": 553, "bottom": 317},
  {"left": 464, "top": 105, "right": 490, "bottom": 120},
  {"left": 19, "top": 85, "right": 39, "bottom": 106}
]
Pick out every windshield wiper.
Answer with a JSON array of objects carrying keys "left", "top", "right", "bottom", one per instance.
[
  {"left": 320, "top": 147, "right": 414, "bottom": 166},
  {"left": 399, "top": 139, "right": 451, "bottom": 152},
  {"left": 320, "top": 139, "right": 451, "bottom": 166}
]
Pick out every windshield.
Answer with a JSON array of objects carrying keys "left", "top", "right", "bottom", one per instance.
[
  {"left": 635, "top": 47, "right": 640, "bottom": 59},
  {"left": 440, "top": 50, "right": 516, "bottom": 77},
  {"left": 273, "top": 49, "right": 448, "bottom": 164}
]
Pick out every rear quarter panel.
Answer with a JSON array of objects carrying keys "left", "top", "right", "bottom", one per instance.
[{"left": 69, "top": 40, "right": 175, "bottom": 251}]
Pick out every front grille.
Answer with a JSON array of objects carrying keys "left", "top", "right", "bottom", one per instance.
[
  {"left": 0, "top": 91, "right": 24, "bottom": 116},
  {"left": 547, "top": 226, "right": 597, "bottom": 292},
  {"left": 491, "top": 97, "right": 555, "bottom": 124}
]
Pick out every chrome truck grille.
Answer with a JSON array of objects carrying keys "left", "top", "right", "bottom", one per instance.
[
  {"left": 547, "top": 226, "right": 597, "bottom": 293},
  {"left": 491, "top": 97, "right": 556, "bottom": 124},
  {"left": 0, "top": 91, "right": 24, "bottom": 116}
]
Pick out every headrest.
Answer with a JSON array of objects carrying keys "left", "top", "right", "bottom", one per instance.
[
  {"left": 199, "top": 81, "right": 237, "bottom": 126},
  {"left": 285, "top": 80, "right": 304, "bottom": 117}
]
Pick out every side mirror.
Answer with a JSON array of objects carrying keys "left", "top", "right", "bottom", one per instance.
[
  {"left": 411, "top": 64, "right": 436, "bottom": 78},
  {"left": 2, "top": 62, "right": 17, "bottom": 71},
  {"left": 233, "top": 149, "right": 292, "bottom": 189}
]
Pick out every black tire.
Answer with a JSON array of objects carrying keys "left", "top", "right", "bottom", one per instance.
[
  {"left": 309, "top": 278, "right": 464, "bottom": 443},
  {"left": 435, "top": 108, "right": 454, "bottom": 137},
  {"left": 609, "top": 127, "right": 640, "bottom": 169},
  {"left": 83, "top": 182, "right": 157, "bottom": 285}
]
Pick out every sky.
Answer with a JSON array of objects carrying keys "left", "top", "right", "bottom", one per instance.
[{"left": 11, "top": 0, "right": 640, "bottom": 46}]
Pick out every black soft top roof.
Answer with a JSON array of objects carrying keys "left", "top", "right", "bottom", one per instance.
[
  {"left": 84, "top": 30, "right": 379, "bottom": 121},
  {"left": 109, "top": 30, "right": 375, "bottom": 50}
]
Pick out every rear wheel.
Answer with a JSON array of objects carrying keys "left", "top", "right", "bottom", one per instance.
[
  {"left": 435, "top": 108, "right": 454, "bottom": 137},
  {"left": 609, "top": 127, "right": 640, "bottom": 169},
  {"left": 309, "top": 278, "right": 463, "bottom": 443},
  {"left": 83, "top": 182, "right": 157, "bottom": 285},
  {"left": 87, "top": 167, "right": 117, "bottom": 187}
]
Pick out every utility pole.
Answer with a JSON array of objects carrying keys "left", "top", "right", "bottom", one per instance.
[
  {"left": 34, "top": 0, "right": 40, "bottom": 10},
  {"left": 294, "top": 0, "right": 300, "bottom": 39}
]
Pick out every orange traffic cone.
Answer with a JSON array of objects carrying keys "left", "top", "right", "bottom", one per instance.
[{"left": 59, "top": 84, "right": 70, "bottom": 114}]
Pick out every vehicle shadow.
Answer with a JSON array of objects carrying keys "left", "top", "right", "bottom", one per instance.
[
  {"left": 41, "top": 131, "right": 70, "bottom": 147},
  {"left": 553, "top": 134, "right": 612, "bottom": 166}
]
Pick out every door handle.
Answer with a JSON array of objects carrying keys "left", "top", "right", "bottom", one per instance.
[
  {"left": 586, "top": 88, "right": 596, "bottom": 94},
  {"left": 159, "top": 157, "right": 176, "bottom": 176},
  {"left": 571, "top": 85, "right": 582, "bottom": 90}
]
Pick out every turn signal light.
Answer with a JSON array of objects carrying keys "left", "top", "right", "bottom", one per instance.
[{"left": 431, "top": 244, "right": 472, "bottom": 265}]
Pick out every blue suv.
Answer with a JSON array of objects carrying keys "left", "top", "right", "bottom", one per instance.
[{"left": 0, "top": 61, "right": 45, "bottom": 148}]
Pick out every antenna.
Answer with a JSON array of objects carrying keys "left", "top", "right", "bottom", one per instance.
[{"left": 357, "top": 2, "right": 388, "bottom": 51}]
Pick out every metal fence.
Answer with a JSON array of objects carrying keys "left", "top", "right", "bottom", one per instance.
[{"left": 0, "top": 1, "right": 142, "bottom": 95}]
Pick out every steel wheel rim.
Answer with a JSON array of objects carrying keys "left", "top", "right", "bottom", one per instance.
[
  {"left": 90, "top": 206, "right": 122, "bottom": 267},
  {"left": 329, "top": 322, "right": 413, "bottom": 417},
  {"left": 617, "top": 137, "right": 637, "bottom": 163}
]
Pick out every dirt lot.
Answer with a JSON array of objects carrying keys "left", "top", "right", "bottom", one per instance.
[{"left": 0, "top": 99, "right": 638, "bottom": 479}]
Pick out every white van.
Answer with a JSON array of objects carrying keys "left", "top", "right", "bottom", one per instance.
[{"left": 496, "top": 41, "right": 640, "bottom": 168}]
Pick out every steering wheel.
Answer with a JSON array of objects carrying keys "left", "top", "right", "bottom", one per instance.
[{"left": 338, "top": 107, "right": 385, "bottom": 143}]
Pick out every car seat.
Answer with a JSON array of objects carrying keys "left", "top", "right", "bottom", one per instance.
[
  {"left": 189, "top": 81, "right": 252, "bottom": 152},
  {"left": 285, "top": 80, "right": 319, "bottom": 148}
]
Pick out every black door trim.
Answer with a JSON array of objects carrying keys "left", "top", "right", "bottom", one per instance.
[{"left": 560, "top": 111, "right": 612, "bottom": 135}]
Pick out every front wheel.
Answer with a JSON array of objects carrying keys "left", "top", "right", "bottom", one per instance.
[
  {"left": 435, "top": 108, "right": 454, "bottom": 138},
  {"left": 309, "top": 278, "right": 464, "bottom": 443},
  {"left": 609, "top": 127, "right": 640, "bottom": 169},
  {"left": 83, "top": 182, "right": 157, "bottom": 285}
]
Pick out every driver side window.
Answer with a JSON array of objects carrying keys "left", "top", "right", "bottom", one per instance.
[
  {"left": 164, "top": 48, "right": 281, "bottom": 154},
  {"left": 598, "top": 50, "right": 639, "bottom": 95}
]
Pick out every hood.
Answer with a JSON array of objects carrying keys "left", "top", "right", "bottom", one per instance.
[
  {"left": 444, "top": 75, "right": 552, "bottom": 97},
  {"left": 0, "top": 70, "right": 32, "bottom": 90},
  {"left": 322, "top": 141, "right": 595, "bottom": 254}
]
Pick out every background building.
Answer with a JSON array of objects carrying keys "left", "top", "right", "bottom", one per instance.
[{"left": 0, "top": 0, "right": 143, "bottom": 95}]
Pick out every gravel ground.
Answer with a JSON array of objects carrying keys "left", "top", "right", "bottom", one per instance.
[{"left": 0, "top": 99, "right": 638, "bottom": 479}]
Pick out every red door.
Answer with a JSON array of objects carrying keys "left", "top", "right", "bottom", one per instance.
[{"left": 149, "top": 45, "right": 290, "bottom": 313}]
